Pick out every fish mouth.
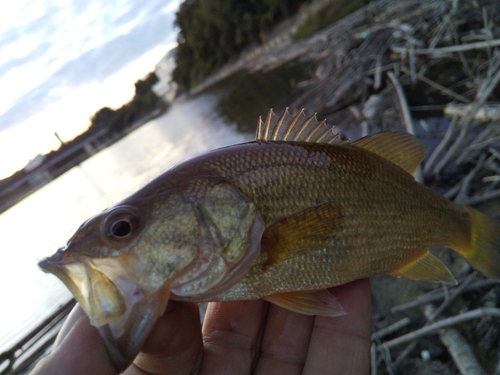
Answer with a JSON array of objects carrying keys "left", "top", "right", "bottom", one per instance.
[{"left": 38, "top": 249, "right": 170, "bottom": 371}]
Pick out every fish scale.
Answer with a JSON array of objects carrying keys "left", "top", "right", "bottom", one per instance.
[{"left": 154, "top": 140, "right": 470, "bottom": 300}]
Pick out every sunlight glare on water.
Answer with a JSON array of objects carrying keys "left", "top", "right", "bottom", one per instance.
[{"left": 0, "top": 95, "right": 251, "bottom": 352}]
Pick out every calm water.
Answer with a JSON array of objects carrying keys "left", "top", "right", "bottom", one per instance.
[{"left": 0, "top": 95, "right": 251, "bottom": 352}]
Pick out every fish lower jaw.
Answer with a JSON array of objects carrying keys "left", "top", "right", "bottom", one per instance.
[
  {"left": 96, "top": 287, "right": 171, "bottom": 372},
  {"left": 39, "top": 250, "right": 172, "bottom": 371}
]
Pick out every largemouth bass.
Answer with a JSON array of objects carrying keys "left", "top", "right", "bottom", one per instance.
[{"left": 39, "top": 109, "right": 500, "bottom": 371}]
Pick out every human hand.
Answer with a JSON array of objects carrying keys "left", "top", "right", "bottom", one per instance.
[{"left": 31, "top": 278, "right": 371, "bottom": 375}]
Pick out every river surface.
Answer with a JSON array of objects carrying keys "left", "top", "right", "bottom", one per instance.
[{"left": 0, "top": 94, "right": 252, "bottom": 352}]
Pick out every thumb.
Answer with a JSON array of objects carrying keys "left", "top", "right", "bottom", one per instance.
[{"left": 31, "top": 305, "right": 116, "bottom": 375}]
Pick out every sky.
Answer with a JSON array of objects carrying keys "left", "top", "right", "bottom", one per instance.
[{"left": 0, "top": 0, "right": 182, "bottom": 179}]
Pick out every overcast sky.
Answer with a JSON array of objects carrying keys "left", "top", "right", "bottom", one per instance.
[{"left": 0, "top": 0, "right": 181, "bottom": 178}]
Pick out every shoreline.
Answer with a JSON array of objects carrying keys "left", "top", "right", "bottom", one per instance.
[{"left": 0, "top": 106, "right": 166, "bottom": 215}]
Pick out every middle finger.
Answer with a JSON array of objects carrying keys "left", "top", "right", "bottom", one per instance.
[{"left": 253, "top": 303, "right": 315, "bottom": 375}]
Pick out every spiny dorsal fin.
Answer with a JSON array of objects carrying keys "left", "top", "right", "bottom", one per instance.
[
  {"left": 256, "top": 108, "right": 343, "bottom": 145},
  {"left": 352, "top": 132, "right": 427, "bottom": 174}
]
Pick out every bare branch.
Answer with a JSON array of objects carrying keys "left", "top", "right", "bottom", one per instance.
[
  {"left": 423, "top": 305, "right": 487, "bottom": 375},
  {"left": 392, "top": 38, "right": 500, "bottom": 56},
  {"left": 379, "top": 308, "right": 500, "bottom": 351}
]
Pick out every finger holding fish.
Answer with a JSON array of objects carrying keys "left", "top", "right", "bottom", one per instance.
[
  {"left": 32, "top": 280, "right": 371, "bottom": 375},
  {"left": 31, "top": 300, "right": 203, "bottom": 375}
]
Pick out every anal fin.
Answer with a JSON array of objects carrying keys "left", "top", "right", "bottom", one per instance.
[
  {"left": 389, "top": 251, "right": 457, "bottom": 285},
  {"left": 263, "top": 289, "right": 346, "bottom": 317}
]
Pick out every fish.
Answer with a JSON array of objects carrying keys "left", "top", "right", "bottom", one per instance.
[{"left": 38, "top": 109, "right": 500, "bottom": 371}]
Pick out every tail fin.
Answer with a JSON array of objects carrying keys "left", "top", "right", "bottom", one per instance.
[{"left": 460, "top": 207, "right": 500, "bottom": 279}]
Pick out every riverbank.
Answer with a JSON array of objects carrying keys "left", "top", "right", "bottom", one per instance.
[{"left": 0, "top": 105, "right": 167, "bottom": 215}]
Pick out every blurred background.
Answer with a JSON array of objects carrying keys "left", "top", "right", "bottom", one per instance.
[{"left": 1, "top": 0, "right": 500, "bottom": 373}]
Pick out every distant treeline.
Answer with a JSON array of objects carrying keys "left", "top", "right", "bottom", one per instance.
[
  {"left": 172, "top": 0, "right": 310, "bottom": 90},
  {"left": 0, "top": 73, "right": 159, "bottom": 191},
  {"left": 88, "top": 72, "right": 159, "bottom": 136}
]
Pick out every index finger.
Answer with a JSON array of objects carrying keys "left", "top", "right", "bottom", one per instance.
[
  {"left": 125, "top": 300, "right": 203, "bottom": 375},
  {"left": 302, "top": 279, "right": 372, "bottom": 375}
]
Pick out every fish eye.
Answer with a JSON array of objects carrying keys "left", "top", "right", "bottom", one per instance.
[
  {"left": 111, "top": 220, "right": 132, "bottom": 237},
  {"left": 104, "top": 206, "right": 140, "bottom": 242}
]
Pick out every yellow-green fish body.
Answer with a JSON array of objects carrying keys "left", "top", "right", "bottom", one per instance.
[{"left": 39, "top": 109, "right": 500, "bottom": 370}]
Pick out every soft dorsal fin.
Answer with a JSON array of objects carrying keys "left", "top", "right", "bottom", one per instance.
[
  {"left": 352, "top": 132, "right": 427, "bottom": 174},
  {"left": 256, "top": 108, "right": 343, "bottom": 145}
]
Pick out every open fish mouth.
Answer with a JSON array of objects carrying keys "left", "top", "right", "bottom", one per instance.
[{"left": 38, "top": 248, "right": 170, "bottom": 371}]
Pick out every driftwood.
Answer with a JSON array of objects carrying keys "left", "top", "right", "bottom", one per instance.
[
  {"left": 445, "top": 104, "right": 500, "bottom": 122},
  {"left": 423, "top": 305, "right": 487, "bottom": 375},
  {"left": 378, "top": 307, "right": 500, "bottom": 351},
  {"left": 390, "top": 278, "right": 497, "bottom": 313}
]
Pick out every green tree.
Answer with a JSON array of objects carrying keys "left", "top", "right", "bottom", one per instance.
[
  {"left": 134, "top": 72, "right": 159, "bottom": 96},
  {"left": 90, "top": 107, "right": 117, "bottom": 132},
  {"left": 172, "top": 0, "right": 308, "bottom": 90}
]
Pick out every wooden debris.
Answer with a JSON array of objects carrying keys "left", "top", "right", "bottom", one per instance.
[
  {"left": 423, "top": 305, "right": 487, "bottom": 375},
  {"left": 444, "top": 104, "right": 500, "bottom": 122},
  {"left": 372, "top": 317, "right": 412, "bottom": 341},
  {"left": 390, "top": 278, "right": 496, "bottom": 313},
  {"left": 378, "top": 307, "right": 500, "bottom": 351},
  {"left": 391, "top": 38, "right": 500, "bottom": 56}
]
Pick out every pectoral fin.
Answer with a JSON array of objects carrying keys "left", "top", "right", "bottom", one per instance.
[
  {"left": 261, "top": 202, "right": 342, "bottom": 266},
  {"left": 389, "top": 251, "right": 457, "bottom": 285},
  {"left": 263, "top": 289, "right": 346, "bottom": 317}
]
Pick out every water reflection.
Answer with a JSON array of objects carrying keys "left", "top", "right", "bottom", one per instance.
[
  {"left": 0, "top": 95, "right": 252, "bottom": 352},
  {"left": 208, "top": 61, "right": 309, "bottom": 133}
]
